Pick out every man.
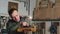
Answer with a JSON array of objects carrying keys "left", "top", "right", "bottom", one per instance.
[{"left": 6, "top": 8, "right": 28, "bottom": 34}]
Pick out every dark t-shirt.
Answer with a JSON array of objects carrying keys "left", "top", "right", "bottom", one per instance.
[{"left": 6, "top": 19, "right": 24, "bottom": 34}]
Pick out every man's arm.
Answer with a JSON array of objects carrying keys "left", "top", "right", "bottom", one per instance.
[
  {"left": 9, "top": 23, "right": 20, "bottom": 32},
  {"left": 6, "top": 21, "right": 20, "bottom": 32}
]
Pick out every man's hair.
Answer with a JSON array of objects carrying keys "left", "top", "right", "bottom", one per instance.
[{"left": 8, "top": 8, "right": 18, "bottom": 16}]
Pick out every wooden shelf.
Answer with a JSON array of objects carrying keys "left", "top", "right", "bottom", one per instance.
[{"left": 33, "top": 0, "right": 60, "bottom": 20}]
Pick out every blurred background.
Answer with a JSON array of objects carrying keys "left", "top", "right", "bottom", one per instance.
[{"left": 0, "top": 0, "right": 60, "bottom": 34}]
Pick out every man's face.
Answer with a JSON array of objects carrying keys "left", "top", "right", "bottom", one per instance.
[{"left": 11, "top": 10, "right": 20, "bottom": 22}]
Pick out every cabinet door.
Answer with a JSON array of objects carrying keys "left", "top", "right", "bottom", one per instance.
[
  {"left": 33, "top": 0, "right": 60, "bottom": 20},
  {"left": 33, "top": 0, "right": 52, "bottom": 20},
  {"left": 8, "top": 2, "right": 18, "bottom": 10},
  {"left": 54, "top": 0, "right": 60, "bottom": 19}
]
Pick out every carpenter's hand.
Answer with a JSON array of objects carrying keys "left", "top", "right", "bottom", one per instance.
[{"left": 22, "top": 22, "right": 28, "bottom": 26}]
